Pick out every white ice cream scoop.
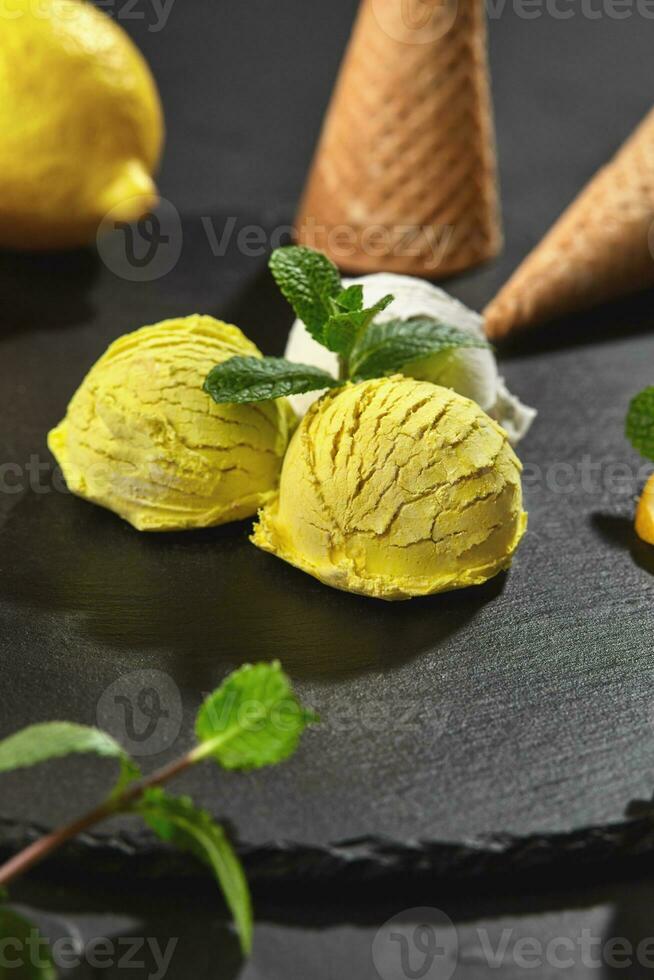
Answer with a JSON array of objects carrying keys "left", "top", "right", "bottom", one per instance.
[{"left": 284, "top": 273, "right": 536, "bottom": 444}]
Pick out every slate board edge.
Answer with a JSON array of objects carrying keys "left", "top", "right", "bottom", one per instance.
[{"left": 2, "top": 817, "right": 654, "bottom": 886}]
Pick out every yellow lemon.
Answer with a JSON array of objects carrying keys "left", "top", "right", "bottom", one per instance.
[
  {"left": 635, "top": 474, "right": 654, "bottom": 545},
  {"left": 0, "top": 0, "right": 164, "bottom": 250}
]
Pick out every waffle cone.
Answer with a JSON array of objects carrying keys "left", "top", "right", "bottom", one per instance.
[
  {"left": 485, "top": 108, "right": 654, "bottom": 340},
  {"left": 294, "top": 0, "right": 501, "bottom": 278}
]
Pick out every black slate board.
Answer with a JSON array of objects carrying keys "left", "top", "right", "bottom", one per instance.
[
  {"left": 2, "top": 211, "right": 654, "bottom": 883},
  {"left": 2, "top": 2, "right": 654, "bottom": 885}
]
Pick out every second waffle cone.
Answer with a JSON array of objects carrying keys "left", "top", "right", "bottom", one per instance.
[{"left": 485, "top": 107, "right": 654, "bottom": 340}]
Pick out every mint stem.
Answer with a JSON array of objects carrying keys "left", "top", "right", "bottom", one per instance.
[{"left": 0, "top": 751, "right": 197, "bottom": 888}]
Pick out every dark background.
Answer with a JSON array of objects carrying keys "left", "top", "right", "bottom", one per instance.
[
  {"left": 3, "top": 0, "right": 654, "bottom": 976},
  {"left": 136, "top": 0, "right": 653, "bottom": 307}
]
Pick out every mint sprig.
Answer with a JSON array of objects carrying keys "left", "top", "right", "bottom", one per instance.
[
  {"left": 0, "top": 662, "right": 316, "bottom": 959},
  {"left": 204, "top": 356, "right": 339, "bottom": 404},
  {"left": 322, "top": 293, "right": 394, "bottom": 357},
  {"left": 137, "top": 788, "right": 254, "bottom": 955},
  {"left": 350, "top": 316, "right": 490, "bottom": 381},
  {"left": 626, "top": 386, "right": 654, "bottom": 461},
  {"left": 205, "top": 245, "right": 490, "bottom": 407},
  {"left": 270, "top": 245, "right": 393, "bottom": 357},
  {"left": 269, "top": 245, "right": 341, "bottom": 342},
  {"left": 194, "top": 660, "right": 318, "bottom": 769},
  {"left": 0, "top": 721, "right": 140, "bottom": 796},
  {"left": 333, "top": 284, "right": 364, "bottom": 311}
]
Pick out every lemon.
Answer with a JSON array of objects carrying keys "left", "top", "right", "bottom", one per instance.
[
  {"left": 636, "top": 474, "right": 654, "bottom": 545},
  {"left": 0, "top": 0, "right": 164, "bottom": 250}
]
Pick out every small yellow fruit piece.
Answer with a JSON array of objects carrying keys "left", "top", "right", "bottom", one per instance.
[
  {"left": 48, "top": 316, "right": 296, "bottom": 531},
  {"left": 635, "top": 474, "right": 654, "bottom": 545},
  {"left": 0, "top": 0, "right": 163, "bottom": 250},
  {"left": 252, "top": 376, "right": 527, "bottom": 600}
]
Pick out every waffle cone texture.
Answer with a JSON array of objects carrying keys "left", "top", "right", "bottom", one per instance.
[
  {"left": 485, "top": 107, "right": 654, "bottom": 339},
  {"left": 295, "top": 0, "right": 502, "bottom": 278}
]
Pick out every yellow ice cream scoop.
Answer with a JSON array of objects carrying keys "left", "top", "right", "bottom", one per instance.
[
  {"left": 0, "top": 0, "right": 163, "bottom": 250},
  {"left": 252, "top": 376, "right": 527, "bottom": 600},
  {"left": 48, "top": 316, "right": 296, "bottom": 531}
]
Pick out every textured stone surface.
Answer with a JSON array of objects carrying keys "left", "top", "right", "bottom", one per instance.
[
  {"left": 1, "top": 0, "right": 654, "bottom": 889},
  {"left": 1, "top": 212, "right": 654, "bottom": 881}
]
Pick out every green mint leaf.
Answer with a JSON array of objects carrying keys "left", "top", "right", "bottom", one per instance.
[
  {"left": 0, "top": 908, "right": 57, "bottom": 979},
  {"left": 194, "top": 661, "right": 317, "bottom": 771},
  {"left": 322, "top": 312, "right": 365, "bottom": 355},
  {"left": 136, "top": 788, "right": 252, "bottom": 956},
  {"left": 350, "top": 316, "right": 490, "bottom": 380},
  {"left": 322, "top": 294, "right": 394, "bottom": 357},
  {"left": 334, "top": 284, "right": 364, "bottom": 312},
  {"left": 0, "top": 723, "right": 140, "bottom": 795},
  {"left": 269, "top": 246, "right": 342, "bottom": 342},
  {"left": 365, "top": 294, "right": 395, "bottom": 320},
  {"left": 626, "top": 386, "right": 654, "bottom": 461},
  {"left": 204, "top": 356, "right": 339, "bottom": 404}
]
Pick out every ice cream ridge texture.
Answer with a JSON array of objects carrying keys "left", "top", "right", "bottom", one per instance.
[
  {"left": 48, "top": 316, "right": 296, "bottom": 531},
  {"left": 252, "top": 376, "right": 527, "bottom": 600}
]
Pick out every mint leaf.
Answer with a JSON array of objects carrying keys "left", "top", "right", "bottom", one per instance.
[
  {"left": 364, "top": 294, "right": 394, "bottom": 322},
  {"left": 194, "top": 661, "right": 317, "bottom": 771},
  {"left": 0, "top": 908, "right": 57, "bottom": 979},
  {"left": 627, "top": 387, "right": 654, "bottom": 461},
  {"left": 0, "top": 723, "right": 139, "bottom": 795},
  {"left": 137, "top": 788, "right": 252, "bottom": 956},
  {"left": 269, "top": 246, "right": 342, "bottom": 342},
  {"left": 323, "top": 295, "right": 394, "bottom": 357},
  {"left": 322, "top": 312, "right": 364, "bottom": 356},
  {"left": 350, "top": 316, "right": 490, "bottom": 380},
  {"left": 334, "top": 284, "right": 364, "bottom": 312},
  {"left": 204, "top": 356, "right": 339, "bottom": 404}
]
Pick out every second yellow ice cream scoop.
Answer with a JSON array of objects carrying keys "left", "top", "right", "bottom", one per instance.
[
  {"left": 0, "top": 0, "right": 163, "bottom": 250},
  {"left": 252, "top": 376, "right": 527, "bottom": 600},
  {"left": 48, "top": 316, "right": 296, "bottom": 531}
]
